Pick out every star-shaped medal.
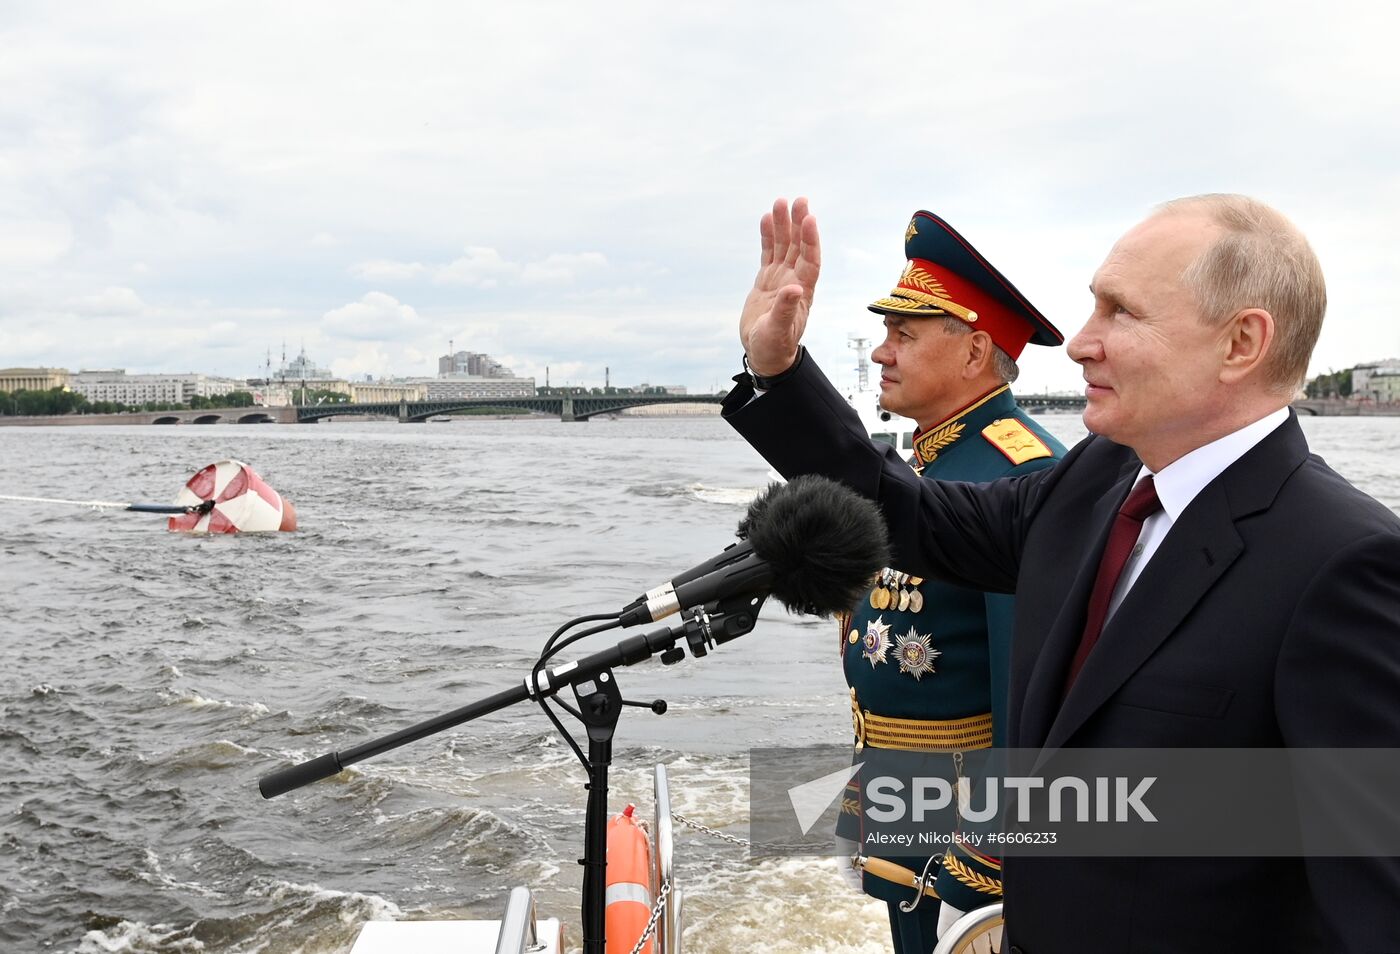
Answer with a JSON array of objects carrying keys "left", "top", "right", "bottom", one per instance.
[
  {"left": 862, "top": 616, "right": 891, "bottom": 668},
  {"left": 895, "top": 627, "right": 940, "bottom": 680}
]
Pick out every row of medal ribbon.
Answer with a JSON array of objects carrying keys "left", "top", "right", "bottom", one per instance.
[{"left": 870, "top": 568, "right": 925, "bottom": 613}]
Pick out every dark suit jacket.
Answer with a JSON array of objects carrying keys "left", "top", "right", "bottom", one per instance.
[{"left": 723, "top": 354, "right": 1400, "bottom": 953}]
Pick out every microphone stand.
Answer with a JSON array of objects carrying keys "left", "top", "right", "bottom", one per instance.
[{"left": 258, "top": 591, "right": 767, "bottom": 954}]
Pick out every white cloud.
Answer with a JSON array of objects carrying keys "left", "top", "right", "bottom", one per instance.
[
  {"left": 501, "top": 357, "right": 585, "bottom": 386},
  {"left": 520, "top": 252, "right": 608, "bottom": 284},
  {"left": 400, "top": 345, "right": 431, "bottom": 371},
  {"left": 0, "top": 294, "right": 303, "bottom": 375},
  {"left": 349, "top": 248, "right": 611, "bottom": 289},
  {"left": 331, "top": 343, "right": 396, "bottom": 380},
  {"left": 563, "top": 285, "right": 647, "bottom": 303},
  {"left": 433, "top": 246, "right": 516, "bottom": 287},
  {"left": 320, "top": 292, "right": 425, "bottom": 341},
  {"left": 349, "top": 259, "right": 428, "bottom": 282},
  {"left": 427, "top": 248, "right": 608, "bottom": 286},
  {"left": 66, "top": 286, "right": 146, "bottom": 316},
  {"left": 0, "top": 220, "right": 73, "bottom": 268}
]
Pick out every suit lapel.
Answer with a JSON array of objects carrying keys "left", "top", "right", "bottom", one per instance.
[
  {"left": 1038, "top": 414, "right": 1310, "bottom": 749},
  {"left": 1017, "top": 460, "right": 1140, "bottom": 747},
  {"left": 1043, "top": 487, "right": 1243, "bottom": 748}
]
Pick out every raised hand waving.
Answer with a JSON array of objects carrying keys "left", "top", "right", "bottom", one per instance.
[{"left": 739, "top": 197, "right": 822, "bottom": 376}]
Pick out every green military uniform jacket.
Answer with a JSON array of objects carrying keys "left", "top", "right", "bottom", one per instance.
[{"left": 836, "top": 384, "right": 1066, "bottom": 912}]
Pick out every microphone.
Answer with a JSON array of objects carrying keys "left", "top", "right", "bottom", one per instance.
[
  {"left": 618, "top": 538, "right": 757, "bottom": 621},
  {"left": 618, "top": 475, "right": 890, "bottom": 626}
]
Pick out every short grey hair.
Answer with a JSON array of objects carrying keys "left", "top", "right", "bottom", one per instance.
[
  {"left": 992, "top": 347, "right": 1020, "bottom": 384},
  {"left": 936, "top": 315, "right": 1020, "bottom": 384},
  {"left": 1157, "top": 194, "right": 1326, "bottom": 393}
]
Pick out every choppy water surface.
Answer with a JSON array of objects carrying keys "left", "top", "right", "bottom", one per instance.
[{"left": 1, "top": 414, "right": 1396, "bottom": 953}]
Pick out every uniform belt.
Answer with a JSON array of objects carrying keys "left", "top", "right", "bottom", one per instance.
[{"left": 851, "top": 691, "right": 993, "bottom": 751}]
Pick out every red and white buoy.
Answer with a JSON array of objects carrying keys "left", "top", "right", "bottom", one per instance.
[{"left": 167, "top": 459, "right": 297, "bottom": 534}]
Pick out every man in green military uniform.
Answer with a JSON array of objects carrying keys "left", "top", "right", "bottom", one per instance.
[{"left": 834, "top": 211, "right": 1067, "bottom": 952}]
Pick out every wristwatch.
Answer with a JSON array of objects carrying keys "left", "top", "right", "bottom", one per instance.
[{"left": 743, "top": 347, "right": 805, "bottom": 391}]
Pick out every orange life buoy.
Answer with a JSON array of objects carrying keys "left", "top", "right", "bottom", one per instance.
[{"left": 605, "top": 804, "right": 654, "bottom": 954}]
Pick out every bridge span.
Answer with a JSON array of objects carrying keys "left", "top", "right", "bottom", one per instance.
[
  {"left": 296, "top": 393, "right": 728, "bottom": 423},
  {"left": 1016, "top": 394, "right": 1088, "bottom": 413},
  {"left": 0, "top": 406, "right": 297, "bottom": 426},
  {"left": 0, "top": 395, "right": 727, "bottom": 426}
]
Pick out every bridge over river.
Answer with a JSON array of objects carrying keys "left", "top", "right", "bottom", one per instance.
[
  {"left": 295, "top": 392, "right": 1090, "bottom": 421},
  {"left": 295, "top": 392, "right": 1089, "bottom": 423},
  {"left": 295, "top": 392, "right": 727, "bottom": 423},
  {"left": 1016, "top": 394, "right": 1088, "bottom": 414},
  {"left": 0, "top": 394, "right": 728, "bottom": 426}
]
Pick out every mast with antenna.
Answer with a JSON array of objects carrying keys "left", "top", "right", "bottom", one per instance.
[{"left": 848, "top": 336, "right": 872, "bottom": 392}]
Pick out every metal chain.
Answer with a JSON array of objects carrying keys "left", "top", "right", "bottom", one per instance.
[
  {"left": 669, "top": 811, "right": 815, "bottom": 852},
  {"left": 670, "top": 810, "right": 751, "bottom": 847},
  {"left": 626, "top": 878, "right": 671, "bottom": 954}
]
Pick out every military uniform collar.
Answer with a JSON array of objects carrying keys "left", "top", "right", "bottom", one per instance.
[{"left": 911, "top": 384, "right": 1014, "bottom": 469}]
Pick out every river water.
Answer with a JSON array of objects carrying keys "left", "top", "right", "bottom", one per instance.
[{"left": 2, "top": 414, "right": 1398, "bottom": 954}]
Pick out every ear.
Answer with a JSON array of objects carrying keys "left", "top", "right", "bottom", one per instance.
[
  {"left": 963, "top": 330, "right": 995, "bottom": 379},
  {"left": 1218, "top": 308, "right": 1275, "bottom": 385}
]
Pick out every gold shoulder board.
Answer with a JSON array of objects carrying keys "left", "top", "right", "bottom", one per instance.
[{"left": 981, "top": 418, "right": 1052, "bottom": 465}]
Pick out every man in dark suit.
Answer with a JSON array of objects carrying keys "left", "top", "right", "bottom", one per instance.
[{"left": 725, "top": 196, "right": 1400, "bottom": 952}]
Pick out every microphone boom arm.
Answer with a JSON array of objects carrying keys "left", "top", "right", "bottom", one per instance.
[{"left": 257, "top": 592, "right": 767, "bottom": 800}]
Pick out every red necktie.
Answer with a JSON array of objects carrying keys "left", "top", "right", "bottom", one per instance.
[{"left": 1064, "top": 475, "right": 1162, "bottom": 691}]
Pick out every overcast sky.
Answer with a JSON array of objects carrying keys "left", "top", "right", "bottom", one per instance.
[{"left": 3, "top": 0, "right": 1397, "bottom": 394}]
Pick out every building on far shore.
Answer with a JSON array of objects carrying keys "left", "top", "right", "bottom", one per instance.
[
  {"left": 284, "top": 347, "right": 335, "bottom": 381},
  {"left": 617, "top": 383, "right": 716, "bottom": 416},
  {"left": 619, "top": 402, "right": 720, "bottom": 417},
  {"left": 438, "top": 350, "right": 515, "bottom": 378},
  {"left": 349, "top": 381, "right": 427, "bottom": 403},
  {"left": 246, "top": 378, "right": 428, "bottom": 406},
  {"left": 414, "top": 376, "right": 536, "bottom": 399},
  {"left": 70, "top": 369, "right": 246, "bottom": 405},
  {"left": 413, "top": 349, "right": 534, "bottom": 398},
  {"left": 0, "top": 367, "right": 72, "bottom": 392},
  {"left": 1352, "top": 359, "right": 1400, "bottom": 404}
]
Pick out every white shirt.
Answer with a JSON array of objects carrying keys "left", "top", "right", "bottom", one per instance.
[{"left": 1105, "top": 407, "right": 1291, "bottom": 622}]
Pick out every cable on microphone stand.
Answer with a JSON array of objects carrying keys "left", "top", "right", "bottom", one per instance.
[{"left": 531, "top": 613, "right": 623, "bottom": 770}]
